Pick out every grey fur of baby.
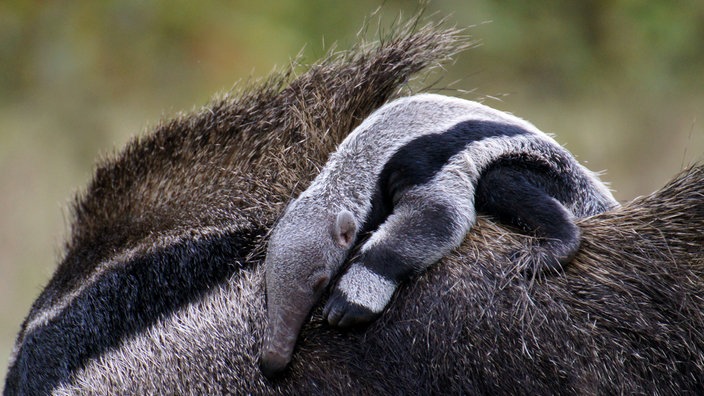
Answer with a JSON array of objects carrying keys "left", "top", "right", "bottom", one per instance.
[{"left": 260, "top": 93, "right": 619, "bottom": 376}]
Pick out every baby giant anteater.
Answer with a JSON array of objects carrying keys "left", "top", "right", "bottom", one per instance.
[{"left": 261, "top": 93, "right": 619, "bottom": 376}]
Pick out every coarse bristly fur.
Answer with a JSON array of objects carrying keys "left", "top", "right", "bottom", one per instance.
[
  {"left": 5, "top": 14, "right": 704, "bottom": 396},
  {"left": 3, "top": 15, "right": 469, "bottom": 395}
]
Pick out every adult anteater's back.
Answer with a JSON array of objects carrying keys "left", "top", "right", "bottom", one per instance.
[
  {"left": 5, "top": 17, "right": 704, "bottom": 395},
  {"left": 3, "top": 19, "right": 467, "bottom": 395}
]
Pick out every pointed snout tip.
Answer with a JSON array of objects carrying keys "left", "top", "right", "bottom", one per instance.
[{"left": 259, "top": 348, "right": 292, "bottom": 379}]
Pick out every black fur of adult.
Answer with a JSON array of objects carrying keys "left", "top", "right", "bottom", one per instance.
[{"left": 5, "top": 16, "right": 704, "bottom": 395}]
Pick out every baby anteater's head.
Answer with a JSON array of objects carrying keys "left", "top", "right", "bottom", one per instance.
[{"left": 260, "top": 195, "right": 357, "bottom": 377}]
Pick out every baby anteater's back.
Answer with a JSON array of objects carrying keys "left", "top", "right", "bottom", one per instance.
[{"left": 262, "top": 94, "right": 619, "bottom": 374}]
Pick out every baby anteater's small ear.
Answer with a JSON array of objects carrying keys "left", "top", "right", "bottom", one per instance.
[{"left": 333, "top": 210, "right": 357, "bottom": 248}]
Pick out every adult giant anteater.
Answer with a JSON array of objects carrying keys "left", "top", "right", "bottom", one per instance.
[{"left": 5, "top": 17, "right": 704, "bottom": 395}]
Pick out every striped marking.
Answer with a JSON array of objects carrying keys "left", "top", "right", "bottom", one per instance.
[{"left": 338, "top": 263, "right": 397, "bottom": 313}]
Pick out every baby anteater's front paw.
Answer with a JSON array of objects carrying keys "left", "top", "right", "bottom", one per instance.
[
  {"left": 323, "top": 262, "right": 397, "bottom": 327},
  {"left": 323, "top": 290, "right": 380, "bottom": 327}
]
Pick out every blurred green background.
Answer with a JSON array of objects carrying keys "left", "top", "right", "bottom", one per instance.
[{"left": 1, "top": 1, "right": 702, "bottom": 383}]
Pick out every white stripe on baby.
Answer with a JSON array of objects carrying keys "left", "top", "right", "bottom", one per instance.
[{"left": 338, "top": 263, "right": 397, "bottom": 313}]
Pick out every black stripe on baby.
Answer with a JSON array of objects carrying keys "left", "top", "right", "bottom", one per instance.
[
  {"left": 360, "top": 200, "right": 458, "bottom": 281},
  {"left": 361, "top": 120, "right": 530, "bottom": 234}
]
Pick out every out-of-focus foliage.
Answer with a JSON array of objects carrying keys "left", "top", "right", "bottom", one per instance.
[
  {"left": 1, "top": 1, "right": 702, "bottom": 384},
  {"left": 473, "top": 0, "right": 704, "bottom": 96}
]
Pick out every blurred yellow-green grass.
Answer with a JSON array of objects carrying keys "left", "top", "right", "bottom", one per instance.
[{"left": 1, "top": 1, "right": 702, "bottom": 384}]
